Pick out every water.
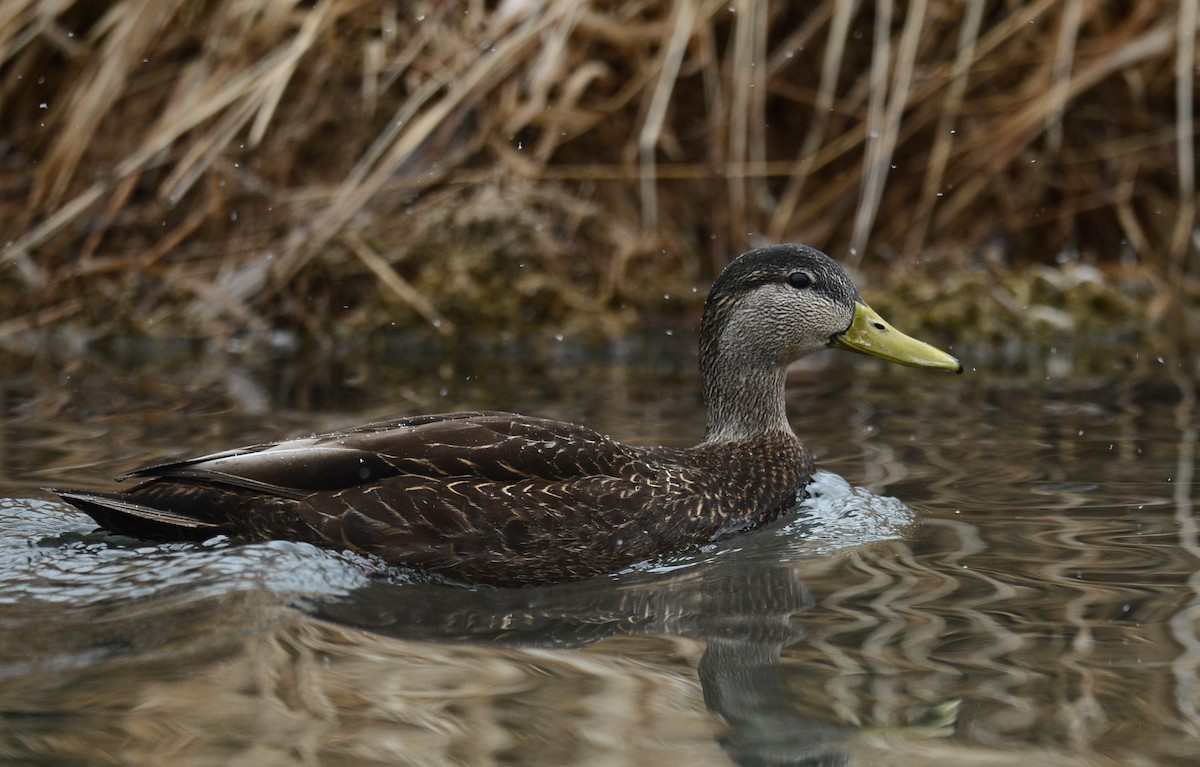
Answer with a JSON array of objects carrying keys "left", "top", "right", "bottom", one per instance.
[{"left": 0, "top": 338, "right": 1197, "bottom": 766}]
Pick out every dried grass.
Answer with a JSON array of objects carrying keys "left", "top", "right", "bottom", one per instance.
[{"left": 0, "top": 0, "right": 1195, "bottom": 341}]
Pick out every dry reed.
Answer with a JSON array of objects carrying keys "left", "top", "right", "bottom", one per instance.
[{"left": 0, "top": 0, "right": 1195, "bottom": 343}]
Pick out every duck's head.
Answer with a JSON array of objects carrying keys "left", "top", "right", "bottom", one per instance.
[
  {"left": 701, "top": 243, "right": 962, "bottom": 373},
  {"left": 700, "top": 244, "right": 960, "bottom": 440}
]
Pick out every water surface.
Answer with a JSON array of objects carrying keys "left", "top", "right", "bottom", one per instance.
[{"left": 0, "top": 337, "right": 1197, "bottom": 766}]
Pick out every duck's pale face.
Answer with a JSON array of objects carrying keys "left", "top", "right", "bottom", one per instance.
[{"left": 712, "top": 279, "right": 857, "bottom": 370}]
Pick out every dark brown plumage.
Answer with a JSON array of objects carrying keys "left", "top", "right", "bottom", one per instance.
[{"left": 50, "top": 244, "right": 961, "bottom": 587}]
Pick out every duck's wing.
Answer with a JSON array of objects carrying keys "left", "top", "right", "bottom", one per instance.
[{"left": 118, "top": 411, "right": 655, "bottom": 497}]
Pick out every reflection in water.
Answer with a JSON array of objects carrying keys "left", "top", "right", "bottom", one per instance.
[{"left": 0, "top": 343, "right": 1198, "bottom": 765}]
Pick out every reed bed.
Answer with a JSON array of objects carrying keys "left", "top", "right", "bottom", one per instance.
[{"left": 0, "top": 0, "right": 1195, "bottom": 344}]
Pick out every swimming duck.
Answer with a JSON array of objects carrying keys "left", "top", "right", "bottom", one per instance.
[{"left": 51, "top": 244, "right": 960, "bottom": 587}]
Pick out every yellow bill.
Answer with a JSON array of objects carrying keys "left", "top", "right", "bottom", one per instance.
[{"left": 830, "top": 303, "right": 962, "bottom": 373}]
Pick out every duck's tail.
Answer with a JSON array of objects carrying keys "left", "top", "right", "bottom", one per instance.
[{"left": 47, "top": 488, "right": 221, "bottom": 541}]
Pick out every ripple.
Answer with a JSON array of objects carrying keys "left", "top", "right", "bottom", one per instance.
[{"left": 0, "top": 497, "right": 392, "bottom": 607}]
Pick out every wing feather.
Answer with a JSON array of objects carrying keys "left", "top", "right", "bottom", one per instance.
[{"left": 119, "top": 412, "right": 648, "bottom": 498}]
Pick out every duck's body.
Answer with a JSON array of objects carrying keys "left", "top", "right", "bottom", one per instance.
[
  {"left": 60, "top": 414, "right": 809, "bottom": 586},
  {"left": 51, "top": 244, "right": 960, "bottom": 587}
]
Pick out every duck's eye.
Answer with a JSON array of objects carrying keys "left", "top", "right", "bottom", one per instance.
[{"left": 787, "top": 272, "right": 812, "bottom": 289}]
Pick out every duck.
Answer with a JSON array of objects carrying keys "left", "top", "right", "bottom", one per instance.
[{"left": 50, "top": 244, "right": 961, "bottom": 587}]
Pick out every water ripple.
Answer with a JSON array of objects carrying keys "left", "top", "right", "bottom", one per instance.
[{"left": 0, "top": 497, "right": 387, "bottom": 608}]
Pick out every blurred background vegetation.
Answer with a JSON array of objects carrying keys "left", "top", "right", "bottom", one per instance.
[{"left": 0, "top": 0, "right": 1196, "bottom": 350}]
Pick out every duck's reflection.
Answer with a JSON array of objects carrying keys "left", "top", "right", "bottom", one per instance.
[{"left": 311, "top": 562, "right": 857, "bottom": 767}]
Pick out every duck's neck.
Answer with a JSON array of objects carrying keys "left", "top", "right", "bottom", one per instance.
[{"left": 700, "top": 355, "right": 793, "bottom": 444}]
